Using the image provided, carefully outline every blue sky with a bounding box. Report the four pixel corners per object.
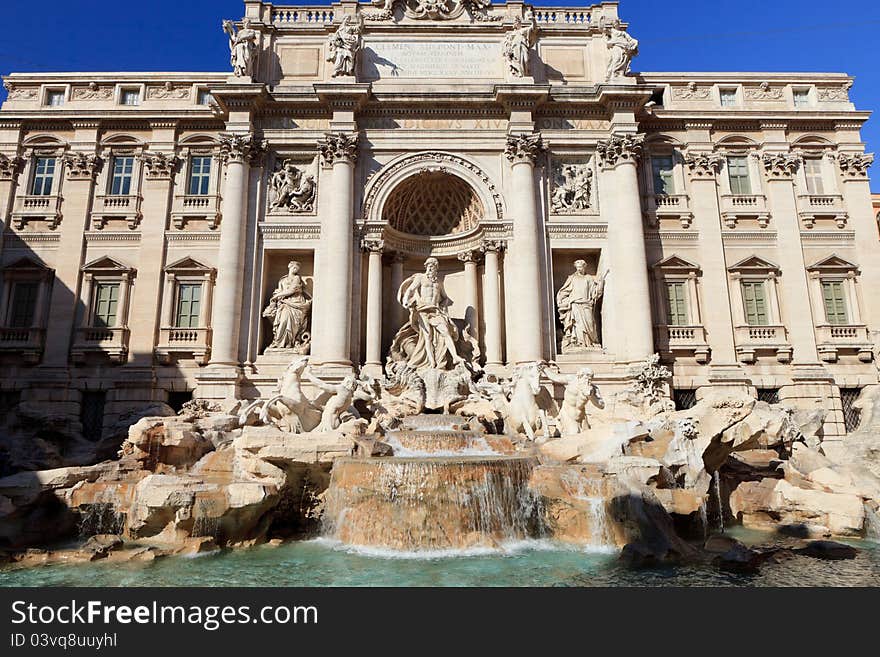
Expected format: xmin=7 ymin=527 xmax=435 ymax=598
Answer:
xmin=2 ymin=0 xmax=877 ymax=188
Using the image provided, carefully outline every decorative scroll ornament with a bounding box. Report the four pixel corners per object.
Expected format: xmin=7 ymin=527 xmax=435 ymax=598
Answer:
xmin=504 ymin=133 xmax=543 ymax=164
xmin=362 ymin=237 xmax=385 ymax=253
xmin=550 ymin=160 xmax=592 ymax=214
xmin=818 ymin=84 xmax=852 ymax=102
xmin=63 ymin=152 xmax=101 ymax=179
xmin=745 ymin=82 xmax=784 ymax=101
xmin=365 ymin=0 xmax=496 ymax=22
xmin=269 ymin=159 xmax=317 ymax=212
xmin=480 ymin=239 xmax=505 ymax=254
xmin=219 ymin=133 xmax=266 ymax=164
xmin=761 ymin=152 xmax=801 ymax=179
xmin=0 ymin=154 xmax=24 ymax=180
xmin=147 ymin=81 xmax=191 ymax=100
xmin=596 ymin=134 xmax=643 ymax=168
xmin=319 ymin=132 xmax=359 ymax=165
xmin=141 ymin=152 xmax=179 ymax=179
xmin=457 ymin=249 xmax=480 ymax=263
xmin=73 ymin=82 xmax=113 ymax=100
xmin=683 ymin=151 xmax=724 ymax=178
xmin=672 ymin=82 xmax=710 ymax=100
xmin=837 ymin=152 xmax=874 ymax=178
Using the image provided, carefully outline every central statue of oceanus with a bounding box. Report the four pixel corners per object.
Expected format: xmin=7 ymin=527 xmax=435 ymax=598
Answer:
xmin=386 ymin=257 xmax=480 ymax=410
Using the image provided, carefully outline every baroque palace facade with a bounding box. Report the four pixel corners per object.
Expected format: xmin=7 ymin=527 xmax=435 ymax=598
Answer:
xmin=0 ymin=1 xmax=876 ymax=445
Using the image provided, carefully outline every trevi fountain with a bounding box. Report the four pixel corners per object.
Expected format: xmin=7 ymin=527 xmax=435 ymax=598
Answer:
xmin=0 ymin=1 xmax=878 ymax=586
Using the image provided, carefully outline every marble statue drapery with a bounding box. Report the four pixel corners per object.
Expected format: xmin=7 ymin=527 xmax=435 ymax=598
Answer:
xmin=557 ymin=261 xmax=606 ymax=350
xmin=263 ymin=261 xmax=312 ymax=352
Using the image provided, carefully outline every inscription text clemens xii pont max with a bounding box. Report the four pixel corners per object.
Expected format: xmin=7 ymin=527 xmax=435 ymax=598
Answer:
xmin=362 ymin=41 xmax=501 ymax=79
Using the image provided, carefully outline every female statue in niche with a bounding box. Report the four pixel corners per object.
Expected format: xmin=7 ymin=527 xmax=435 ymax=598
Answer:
xmin=263 ymin=261 xmax=312 ymax=353
xmin=556 ymin=260 xmax=608 ymax=351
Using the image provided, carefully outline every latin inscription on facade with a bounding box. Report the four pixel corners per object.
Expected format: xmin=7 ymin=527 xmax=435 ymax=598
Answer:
xmin=361 ymin=41 xmax=501 ymax=79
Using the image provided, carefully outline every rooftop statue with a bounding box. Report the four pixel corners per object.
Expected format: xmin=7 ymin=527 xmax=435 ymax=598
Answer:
xmin=603 ymin=18 xmax=638 ymax=81
xmin=502 ymin=14 xmax=537 ymax=78
xmin=327 ymin=15 xmax=364 ymax=77
xmin=222 ymin=18 xmax=258 ymax=78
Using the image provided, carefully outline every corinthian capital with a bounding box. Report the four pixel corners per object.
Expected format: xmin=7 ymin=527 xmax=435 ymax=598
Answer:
xmin=361 ymin=237 xmax=384 ymax=253
xmin=683 ymin=151 xmax=724 ymax=179
xmin=837 ymin=152 xmax=874 ymax=179
xmin=596 ymin=134 xmax=643 ymax=168
xmin=219 ymin=133 xmax=266 ymax=165
xmin=140 ymin=152 xmax=180 ymax=179
xmin=63 ymin=152 xmax=101 ymax=180
xmin=761 ymin=152 xmax=801 ymax=179
xmin=504 ymin=133 xmax=544 ymax=165
xmin=0 ymin=154 xmax=24 ymax=180
xmin=319 ymin=132 xmax=358 ymax=166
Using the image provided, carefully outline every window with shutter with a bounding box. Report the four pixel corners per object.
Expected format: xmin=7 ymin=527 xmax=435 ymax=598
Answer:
xmin=741 ymin=281 xmax=769 ymax=326
xmin=727 ymin=156 xmax=752 ymax=195
xmin=93 ymin=283 xmax=119 ymax=328
xmin=9 ymin=281 xmax=39 ymax=327
xmin=665 ymin=282 xmax=688 ymax=326
xmin=175 ymin=283 xmax=202 ymax=328
xmin=651 ymin=156 xmax=675 ymax=195
xmin=803 ymin=159 xmax=825 ymax=195
xmin=821 ymin=281 xmax=848 ymax=325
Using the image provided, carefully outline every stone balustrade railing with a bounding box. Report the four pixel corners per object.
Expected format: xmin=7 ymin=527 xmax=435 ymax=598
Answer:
xmin=270 ymin=7 xmax=335 ymax=25
xmin=155 ymin=327 xmax=212 ymax=365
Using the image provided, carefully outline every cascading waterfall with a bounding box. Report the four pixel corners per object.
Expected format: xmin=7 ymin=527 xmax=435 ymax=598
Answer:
xmin=558 ymin=468 xmax=613 ymax=548
xmin=712 ymin=470 xmax=724 ymax=534
xmin=323 ymin=455 xmax=545 ymax=551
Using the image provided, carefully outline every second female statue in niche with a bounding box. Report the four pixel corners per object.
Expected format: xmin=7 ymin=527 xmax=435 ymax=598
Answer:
xmin=263 ymin=260 xmax=312 ymax=353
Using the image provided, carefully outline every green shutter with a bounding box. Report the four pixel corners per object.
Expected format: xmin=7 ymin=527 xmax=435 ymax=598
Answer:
xmin=175 ymin=284 xmax=202 ymax=328
xmin=727 ymin=156 xmax=752 ymax=195
xmin=665 ymin=282 xmax=688 ymax=326
xmin=822 ymin=281 xmax=848 ymax=325
xmin=9 ymin=282 xmax=39 ymax=328
xmin=742 ymin=281 xmax=768 ymax=326
xmin=93 ymin=283 xmax=119 ymax=327
xmin=652 ymin=157 xmax=675 ymax=195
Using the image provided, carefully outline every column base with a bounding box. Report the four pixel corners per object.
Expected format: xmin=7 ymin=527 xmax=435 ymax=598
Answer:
xmin=195 ymin=366 xmax=243 ymax=402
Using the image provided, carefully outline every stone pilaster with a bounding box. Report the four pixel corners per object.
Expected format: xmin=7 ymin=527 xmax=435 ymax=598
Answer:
xmin=208 ymin=132 xmax=264 ymax=368
xmin=836 ymin=151 xmax=880 ymax=351
xmin=42 ymin=123 xmax=100 ymax=368
xmin=683 ymin=148 xmax=739 ymax=367
xmin=598 ymin=133 xmax=654 ymax=362
xmin=127 ymin=134 xmax=179 ymax=369
xmin=760 ymin=150 xmax=821 ymax=365
xmin=311 ymin=132 xmax=358 ymax=367
xmin=504 ymin=132 xmax=545 ymax=364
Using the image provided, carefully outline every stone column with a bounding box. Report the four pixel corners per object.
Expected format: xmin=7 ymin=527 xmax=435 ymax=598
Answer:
xmin=389 ymin=251 xmax=406 ymax=331
xmin=504 ymin=133 xmax=545 ymax=364
xmin=42 ymin=138 xmax=100 ymax=367
xmin=458 ymin=250 xmax=480 ymax=342
xmin=0 ymin=154 xmax=23 ymax=254
xmin=684 ymin=150 xmax=739 ymax=366
xmin=362 ymin=238 xmax=384 ymax=372
xmin=761 ymin=152 xmax=820 ymax=365
xmin=311 ymin=132 xmax=358 ymax=367
xmin=598 ymin=134 xmax=654 ymax=361
xmin=481 ymin=240 xmax=504 ymax=368
xmin=127 ymin=146 xmax=177 ymax=368
xmin=208 ymin=133 xmax=262 ymax=367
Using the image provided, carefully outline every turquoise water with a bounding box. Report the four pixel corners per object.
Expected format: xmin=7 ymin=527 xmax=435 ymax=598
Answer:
xmin=2 ymin=534 xmax=879 ymax=587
